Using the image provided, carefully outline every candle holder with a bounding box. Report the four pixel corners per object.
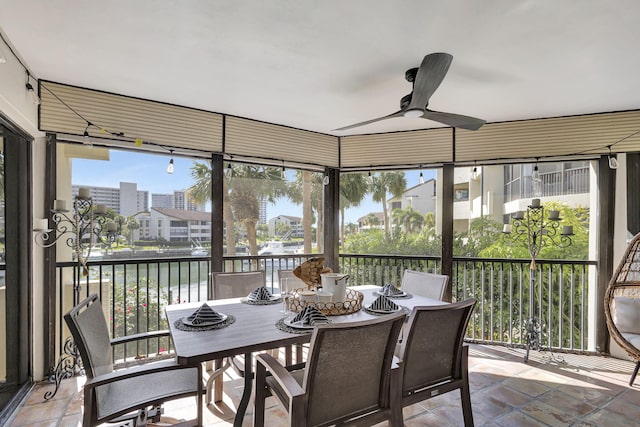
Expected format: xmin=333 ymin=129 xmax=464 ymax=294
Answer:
xmin=503 ymin=199 xmax=574 ymax=363
xmin=35 ymin=192 xmax=121 ymax=401
xmin=34 ymin=195 xmax=117 ymax=276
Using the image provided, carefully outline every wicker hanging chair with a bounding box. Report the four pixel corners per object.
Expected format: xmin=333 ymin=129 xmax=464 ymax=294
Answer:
xmin=604 ymin=232 xmax=640 ymax=386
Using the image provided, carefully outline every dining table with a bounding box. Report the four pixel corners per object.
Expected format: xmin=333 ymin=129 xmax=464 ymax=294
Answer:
xmin=165 ymin=284 xmax=447 ymax=427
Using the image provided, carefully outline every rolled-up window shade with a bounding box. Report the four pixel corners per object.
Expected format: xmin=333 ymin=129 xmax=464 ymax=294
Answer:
xmin=224 ymin=116 xmax=338 ymax=169
xmin=456 ymin=111 xmax=640 ymax=163
xmin=40 ymin=81 xmax=223 ymax=153
xmin=340 ymin=128 xmax=452 ymax=169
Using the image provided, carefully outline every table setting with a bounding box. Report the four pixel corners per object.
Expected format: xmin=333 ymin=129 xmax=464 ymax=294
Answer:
xmin=241 ymin=286 xmax=282 ymax=305
xmin=173 ymin=302 xmax=236 ymax=332
xmin=276 ymin=305 xmax=332 ymax=334
xmin=373 ymin=283 xmax=413 ymax=299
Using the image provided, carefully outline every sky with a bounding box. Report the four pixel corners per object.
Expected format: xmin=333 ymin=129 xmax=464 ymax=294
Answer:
xmin=72 ymin=149 xmax=436 ymax=224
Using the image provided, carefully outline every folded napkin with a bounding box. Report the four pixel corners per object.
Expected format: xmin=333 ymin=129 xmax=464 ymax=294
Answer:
xmin=291 ymin=306 xmax=330 ymax=326
xmin=380 ymin=283 xmax=404 ymax=296
xmin=368 ymin=295 xmax=399 ymax=312
xmin=186 ymin=303 xmax=225 ymax=325
xmin=248 ymin=286 xmax=274 ymax=301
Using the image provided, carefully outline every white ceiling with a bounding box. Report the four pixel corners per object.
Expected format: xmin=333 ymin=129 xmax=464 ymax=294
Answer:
xmin=1 ymin=0 xmax=639 ymax=136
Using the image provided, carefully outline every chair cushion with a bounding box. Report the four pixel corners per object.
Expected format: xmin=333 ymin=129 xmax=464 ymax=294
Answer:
xmin=95 ymin=365 xmax=199 ymax=421
xmin=621 ymin=332 xmax=640 ymax=349
xmin=614 ymin=297 xmax=640 ymax=334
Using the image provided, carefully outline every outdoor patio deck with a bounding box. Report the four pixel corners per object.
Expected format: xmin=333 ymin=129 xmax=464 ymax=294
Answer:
xmin=7 ymin=344 xmax=639 ymax=427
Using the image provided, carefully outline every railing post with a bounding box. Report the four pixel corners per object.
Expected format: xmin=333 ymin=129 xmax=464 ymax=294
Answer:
xmin=597 ymin=155 xmax=615 ymax=353
xmin=323 ymin=167 xmax=339 ymax=272
xmin=210 ymin=153 xmax=224 ymax=280
xmin=44 ymin=133 xmax=58 ymax=376
xmin=441 ymin=163 xmax=454 ymax=302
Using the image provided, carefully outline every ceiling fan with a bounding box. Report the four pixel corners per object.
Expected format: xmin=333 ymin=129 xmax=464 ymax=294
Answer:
xmin=333 ymin=52 xmax=486 ymax=132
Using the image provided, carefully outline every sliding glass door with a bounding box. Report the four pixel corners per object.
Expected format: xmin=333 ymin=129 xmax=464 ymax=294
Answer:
xmin=0 ymin=121 xmax=32 ymax=421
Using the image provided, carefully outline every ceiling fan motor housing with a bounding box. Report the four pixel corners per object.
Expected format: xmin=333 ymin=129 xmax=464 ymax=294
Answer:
xmin=405 ymin=67 xmax=418 ymax=83
xmin=400 ymin=93 xmax=413 ymax=110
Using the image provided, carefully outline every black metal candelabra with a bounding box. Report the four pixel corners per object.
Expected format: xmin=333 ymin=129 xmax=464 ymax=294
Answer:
xmin=503 ymin=199 xmax=574 ymax=363
xmin=36 ymin=196 xmax=107 ymax=274
xmin=34 ymin=192 xmax=121 ymax=399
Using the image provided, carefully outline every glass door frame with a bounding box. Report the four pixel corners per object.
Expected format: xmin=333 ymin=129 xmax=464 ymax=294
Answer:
xmin=0 ymin=115 xmax=33 ymax=423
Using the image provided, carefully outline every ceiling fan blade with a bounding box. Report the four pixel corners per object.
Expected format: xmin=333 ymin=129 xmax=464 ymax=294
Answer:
xmin=406 ymin=53 xmax=453 ymax=112
xmin=332 ymin=111 xmax=404 ymax=131
xmin=422 ymin=109 xmax=486 ymax=131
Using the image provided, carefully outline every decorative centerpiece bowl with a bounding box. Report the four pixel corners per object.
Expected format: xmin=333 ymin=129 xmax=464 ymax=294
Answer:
xmin=287 ymin=288 xmax=363 ymax=316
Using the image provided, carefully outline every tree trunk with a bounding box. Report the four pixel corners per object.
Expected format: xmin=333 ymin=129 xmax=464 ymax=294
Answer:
xmin=223 ymin=180 xmax=236 ymax=272
xmin=383 ymin=199 xmax=390 ymax=236
xmin=303 ymin=171 xmax=312 ymax=253
xmin=246 ymin=220 xmax=258 ymax=256
xmin=316 ymin=195 xmax=324 ymax=254
xmin=224 ymin=204 xmax=236 ymax=256
xmin=340 ymin=207 xmax=345 ymax=253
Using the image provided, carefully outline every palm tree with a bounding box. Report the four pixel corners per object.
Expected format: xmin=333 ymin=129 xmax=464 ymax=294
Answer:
xmin=187 ymin=161 xmax=238 ymax=256
xmin=302 ymin=171 xmax=313 ymax=253
xmin=275 ymin=221 xmax=291 ymax=237
xmin=289 ymin=171 xmax=323 ymax=253
xmin=392 ymin=207 xmax=424 ymax=234
xmin=256 ymin=223 xmax=269 ymax=239
xmin=126 ymin=215 xmax=140 ymax=245
xmin=345 ymin=222 xmax=358 ymax=235
xmin=420 ymin=211 xmax=437 ymax=241
xmin=226 ymin=164 xmax=288 ymax=255
xmin=188 ymin=162 xmax=287 ymax=256
xmin=370 ymin=171 xmax=407 ymax=236
xmin=363 ymin=213 xmax=380 ymax=228
xmin=339 ymin=172 xmax=369 ymax=252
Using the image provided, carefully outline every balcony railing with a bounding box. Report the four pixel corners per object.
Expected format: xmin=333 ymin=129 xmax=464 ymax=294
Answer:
xmin=504 ymin=165 xmax=590 ymax=202
xmin=53 ymin=253 xmax=596 ymax=366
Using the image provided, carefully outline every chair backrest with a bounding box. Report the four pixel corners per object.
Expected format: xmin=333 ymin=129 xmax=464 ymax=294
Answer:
xmin=398 ymin=299 xmax=476 ymax=394
xmin=210 ymin=270 xmax=266 ymax=299
xmin=302 ymin=311 xmax=405 ymax=426
xmin=64 ymin=294 xmax=113 ymax=379
xmin=277 ymin=269 xmax=307 ymax=291
xmin=401 ymin=269 xmax=449 ymax=301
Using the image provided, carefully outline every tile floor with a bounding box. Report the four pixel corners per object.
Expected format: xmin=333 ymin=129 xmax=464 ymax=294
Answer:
xmin=6 ymin=344 xmax=640 ymax=426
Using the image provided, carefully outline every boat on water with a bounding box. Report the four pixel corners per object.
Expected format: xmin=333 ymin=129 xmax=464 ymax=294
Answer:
xmin=258 ymin=241 xmax=285 ymax=255
xmin=258 ymin=241 xmax=303 ymax=255
xmin=190 ymin=239 xmax=209 ymax=256
xmin=191 ymin=248 xmax=209 ymax=256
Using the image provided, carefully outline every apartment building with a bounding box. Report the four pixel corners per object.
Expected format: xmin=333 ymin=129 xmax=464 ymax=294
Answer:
xmin=72 ymin=182 xmax=149 ymax=216
xmin=134 ymin=207 xmax=211 ymax=243
xmin=268 ymin=215 xmax=303 ymax=238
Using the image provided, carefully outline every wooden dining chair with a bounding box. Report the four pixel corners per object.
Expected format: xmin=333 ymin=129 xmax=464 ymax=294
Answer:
xmin=391 ymin=299 xmax=477 ymax=427
xmin=64 ymin=294 xmax=202 ymax=427
xmin=400 ymin=269 xmax=449 ymax=301
xmin=253 ymin=311 xmax=406 ymax=427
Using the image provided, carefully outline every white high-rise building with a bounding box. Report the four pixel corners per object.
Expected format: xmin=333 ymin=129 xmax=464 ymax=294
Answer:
xmin=152 ymin=193 xmax=174 ymax=209
xmin=175 ymin=189 xmax=205 ymax=211
xmin=258 ymin=196 xmax=267 ymax=224
xmin=72 ymin=182 xmax=148 ymax=216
